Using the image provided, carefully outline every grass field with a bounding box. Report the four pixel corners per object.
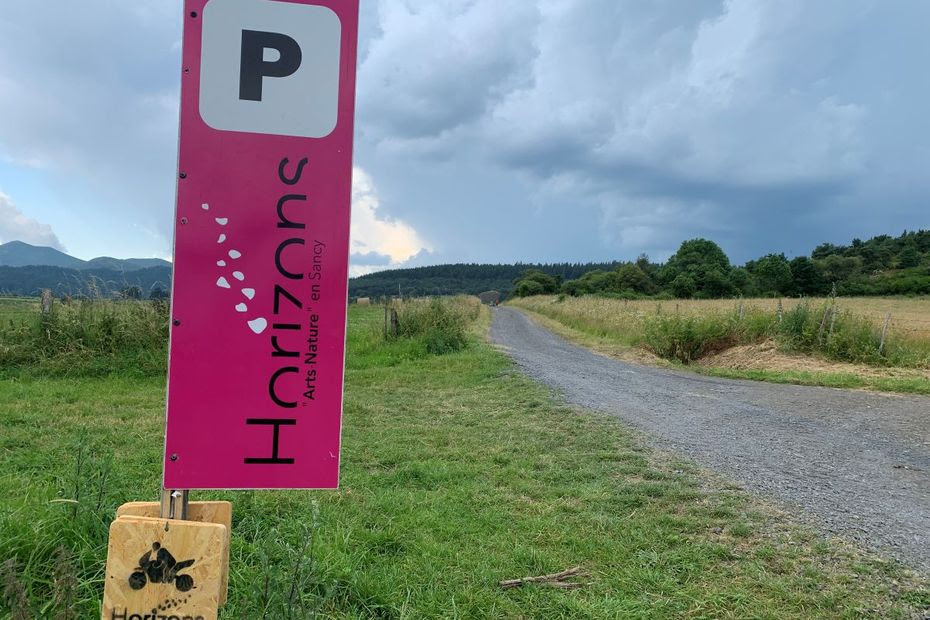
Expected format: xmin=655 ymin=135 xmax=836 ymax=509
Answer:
xmin=509 ymin=296 xmax=930 ymax=394
xmin=0 ymin=297 xmax=38 ymax=325
xmin=1 ymin=302 xmax=928 ymax=617
xmin=511 ymin=296 xmax=930 ymax=344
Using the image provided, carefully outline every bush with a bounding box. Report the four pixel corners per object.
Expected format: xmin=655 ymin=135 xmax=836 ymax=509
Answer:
xmin=641 ymin=313 xmax=737 ymax=363
xmin=389 ymin=297 xmax=479 ymax=355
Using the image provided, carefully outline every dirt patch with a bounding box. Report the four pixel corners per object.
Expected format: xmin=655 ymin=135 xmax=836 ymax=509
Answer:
xmin=697 ymin=340 xmax=930 ymax=381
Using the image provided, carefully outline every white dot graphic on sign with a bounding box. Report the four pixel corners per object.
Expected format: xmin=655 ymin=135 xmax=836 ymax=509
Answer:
xmin=199 ymin=0 xmax=343 ymax=138
xmin=236 ymin=303 xmax=248 ymax=313
xmin=229 ymin=250 xmax=242 ymax=259
xmin=233 ymin=271 xmax=245 ymax=281
xmin=215 ymin=218 xmax=228 ymax=226
xmin=242 ymin=288 xmax=256 ymax=300
xmin=217 ymin=260 xmax=226 ymax=267
xmin=216 ymin=277 xmax=231 ymax=289
xmin=217 ymin=234 xmax=227 ymax=243
xmin=248 ymin=318 xmax=268 ymax=334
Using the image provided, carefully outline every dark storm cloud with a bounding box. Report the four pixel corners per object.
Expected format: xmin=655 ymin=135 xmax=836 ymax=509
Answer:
xmin=358 ymin=0 xmax=930 ymax=264
xmin=1 ymin=0 xmax=927 ymax=266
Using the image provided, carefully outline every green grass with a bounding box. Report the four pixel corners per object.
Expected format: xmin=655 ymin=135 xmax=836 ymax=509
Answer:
xmin=0 ymin=297 xmax=38 ymax=326
xmin=0 ymin=306 xmax=927 ymax=617
xmin=691 ymin=366 xmax=930 ymax=395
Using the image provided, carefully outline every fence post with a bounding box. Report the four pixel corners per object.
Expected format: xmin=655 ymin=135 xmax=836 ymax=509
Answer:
xmin=879 ymin=312 xmax=891 ymax=355
xmin=777 ymin=299 xmax=783 ymax=323
xmin=41 ymin=289 xmax=53 ymax=315
xmin=817 ymin=306 xmax=831 ymax=344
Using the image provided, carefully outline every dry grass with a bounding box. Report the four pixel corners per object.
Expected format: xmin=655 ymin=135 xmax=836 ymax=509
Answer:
xmin=508 ymin=295 xmax=930 ymax=394
xmin=511 ymin=296 xmax=930 ymax=345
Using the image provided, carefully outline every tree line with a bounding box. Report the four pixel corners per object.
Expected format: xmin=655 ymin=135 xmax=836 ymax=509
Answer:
xmin=349 ymin=262 xmax=624 ymax=300
xmin=514 ymin=231 xmax=930 ymax=299
xmin=0 ymin=265 xmax=172 ymax=299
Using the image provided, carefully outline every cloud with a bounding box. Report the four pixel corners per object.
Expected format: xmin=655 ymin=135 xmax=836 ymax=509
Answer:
xmin=350 ymin=167 xmax=432 ymax=275
xmin=0 ymin=2 xmax=181 ymax=251
xmin=0 ymin=190 xmax=65 ymax=250
xmin=1 ymin=0 xmax=928 ymax=267
xmin=358 ymin=0 xmax=930 ymax=263
xmin=358 ymin=0 xmax=539 ymax=152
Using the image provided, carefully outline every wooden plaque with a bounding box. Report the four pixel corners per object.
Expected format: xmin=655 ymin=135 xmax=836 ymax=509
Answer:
xmin=116 ymin=502 xmax=232 ymax=605
xmin=102 ymin=516 xmax=226 ymax=620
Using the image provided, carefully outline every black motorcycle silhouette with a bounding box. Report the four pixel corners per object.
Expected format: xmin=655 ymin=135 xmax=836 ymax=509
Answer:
xmin=128 ymin=542 xmax=195 ymax=592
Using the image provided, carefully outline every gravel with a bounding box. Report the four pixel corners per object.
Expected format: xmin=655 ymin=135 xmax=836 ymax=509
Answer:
xmin=490 ymin=306 xmax=930 ymax=572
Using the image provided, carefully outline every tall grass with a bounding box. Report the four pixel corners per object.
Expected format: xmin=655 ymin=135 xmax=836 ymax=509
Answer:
xmin=642 ymin=301 xmax=929 ymax=366
xmin=388 ymin=296 xmax=481 ymax=355
xmin=511 ymin=296 xmax=930 ymax=368
xmin=0 ymin=299 xmax=169 ymax=378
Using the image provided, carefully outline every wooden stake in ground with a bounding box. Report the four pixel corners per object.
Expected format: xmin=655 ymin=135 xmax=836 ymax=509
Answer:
xmin=879 ymin=312 xmax=892 ymax=355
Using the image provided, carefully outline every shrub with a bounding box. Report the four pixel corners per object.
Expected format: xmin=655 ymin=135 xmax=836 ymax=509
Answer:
xmin=389 ymin=297 xmax=479 ymax=355
xmin=641 ymin=313 xmax=737 ymax=363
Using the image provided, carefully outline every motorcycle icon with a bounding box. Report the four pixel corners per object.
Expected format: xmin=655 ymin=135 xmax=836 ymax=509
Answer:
xmin=128 ymin=542 xmax=195 ymax=592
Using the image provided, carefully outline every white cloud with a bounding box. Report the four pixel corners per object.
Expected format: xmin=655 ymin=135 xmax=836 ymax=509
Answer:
xmin=0 ymin=190 xmax=65 ymax=250
xmin=350 ymin=167 xmax=431 ymax=276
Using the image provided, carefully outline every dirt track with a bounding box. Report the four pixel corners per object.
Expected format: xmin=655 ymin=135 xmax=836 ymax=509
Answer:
xmin=490 ymin=307 xmax=930 ymax=572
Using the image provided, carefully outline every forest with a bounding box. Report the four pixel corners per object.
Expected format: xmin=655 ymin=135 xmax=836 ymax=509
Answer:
xmin=0 ymin=265 xmax=172 ymax=299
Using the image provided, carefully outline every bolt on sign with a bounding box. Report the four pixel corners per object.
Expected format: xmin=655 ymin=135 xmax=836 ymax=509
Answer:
xmin=163 ymin=0 xmax=359 ymax=490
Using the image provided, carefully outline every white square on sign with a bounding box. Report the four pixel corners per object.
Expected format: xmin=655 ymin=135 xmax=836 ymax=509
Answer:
xmin=200 ymin=0 xmax=342 ymax=138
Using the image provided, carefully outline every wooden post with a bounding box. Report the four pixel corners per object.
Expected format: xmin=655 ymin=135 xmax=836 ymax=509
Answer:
xmin=817 ymin=306 xmax=831 ymax=344
xmin=40 ymin=289 xmax=53 ymax=315
xmin=777 ymin=299 xmax=784 ymax=323
xmin=879 ymin=312 xmax=891 ymax=355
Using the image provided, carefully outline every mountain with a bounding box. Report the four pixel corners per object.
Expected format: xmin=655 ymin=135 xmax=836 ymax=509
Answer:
xmin=0 ymin=241 xmax=171 ymax=272
xmin=0 ymin=240 xmax=86 ymax=269
xmin=0 ymin=241 xmax=173 ymax=298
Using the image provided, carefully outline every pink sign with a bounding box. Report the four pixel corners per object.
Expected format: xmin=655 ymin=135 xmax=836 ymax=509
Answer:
xmin=163 ymin=0 xmax=359 ymax=489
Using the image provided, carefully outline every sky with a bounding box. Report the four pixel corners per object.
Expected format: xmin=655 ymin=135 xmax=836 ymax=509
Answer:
xmin=1 ymin=0 xmax=928 ymax=275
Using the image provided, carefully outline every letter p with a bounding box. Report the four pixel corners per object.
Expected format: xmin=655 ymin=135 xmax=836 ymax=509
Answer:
xmin=239 ymin=30 xmax=302 ymax=102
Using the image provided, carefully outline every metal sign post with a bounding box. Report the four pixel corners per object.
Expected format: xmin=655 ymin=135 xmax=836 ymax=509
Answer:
xmin=102 ymin=1 xmax=359 ymax=617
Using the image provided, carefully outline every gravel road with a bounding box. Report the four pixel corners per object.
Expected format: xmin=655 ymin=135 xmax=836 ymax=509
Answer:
xmin=490 ymin=307 xmax=930 ymax=572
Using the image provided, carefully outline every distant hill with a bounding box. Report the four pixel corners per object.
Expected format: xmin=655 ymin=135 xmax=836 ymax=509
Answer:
xmin=0 ymin=240 xmax=86 ymax=269
xmin=0 ymin=241 xmax=171 ymax=272
xmin=348 ymin=262 xmax=624 ymax=300
xmin=0 ymin=241 xmax=172 ymax=298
